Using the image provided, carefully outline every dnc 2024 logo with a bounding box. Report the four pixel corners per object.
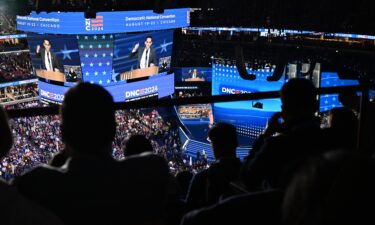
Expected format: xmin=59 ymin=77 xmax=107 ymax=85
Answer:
xmin=85 ymin=15 xmax=104 ymax=31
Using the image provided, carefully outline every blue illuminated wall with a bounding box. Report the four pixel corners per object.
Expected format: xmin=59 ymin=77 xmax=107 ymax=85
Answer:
xmin=319 ymin=72 xmax=359 ymax=112
xmin=77 ymin=34 xmax=114 ymax=85
xmin=212 ymin=63 xmax=285 ymax=146
xmin=113 ymin=30 xmax=174 ymax=76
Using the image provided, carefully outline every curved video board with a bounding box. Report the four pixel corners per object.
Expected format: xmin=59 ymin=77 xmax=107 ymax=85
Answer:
xmin=17 ymin=8 xmax=190 ymax=34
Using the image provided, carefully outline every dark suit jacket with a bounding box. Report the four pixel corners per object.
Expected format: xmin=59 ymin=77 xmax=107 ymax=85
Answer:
xmin=182 ymin=190 xmax=282 ymax=225
xmin=36 ymin=48 xmax=60 ymax=72
xmin=242 ymin=118 xmax=336 ymax=191
xmin=186 ymin=157 xmax=242 ymax=209
xmin=129 ymin=46 xmax=157 ymax=69
xmin=14 ymin=156 xmax=124 ymax=225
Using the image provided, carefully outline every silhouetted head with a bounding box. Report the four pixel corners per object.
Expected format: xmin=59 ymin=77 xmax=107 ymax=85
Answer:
xmin=0 ymin=106 xmax=12 ymax=159
xmin=283 ymin=150 xmax=374 ymax=225
xmin=328 ymin=107 xmax=358 ymax=130
xmin=208 ymin=123 xmax=238 ymax=159
xmin=281 ymin=78 xmax=317 ymax=122
xmin=123 ymin=134 xmax=153 ymax=157
xmin=338 ymin=89 xmax=360 ymax=112
xmin=61 ymin=82 xmax=116 ymax=157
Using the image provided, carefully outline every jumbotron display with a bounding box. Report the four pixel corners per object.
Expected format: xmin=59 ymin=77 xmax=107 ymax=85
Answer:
xmin=17 ymin=8 xmax=190 ymax=103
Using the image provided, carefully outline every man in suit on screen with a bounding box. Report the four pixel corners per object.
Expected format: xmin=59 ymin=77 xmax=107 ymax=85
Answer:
xmin=130 ymin=36 xmax=157 ymax=69
xmin=36 ymin=39 xmax=60 ymax=72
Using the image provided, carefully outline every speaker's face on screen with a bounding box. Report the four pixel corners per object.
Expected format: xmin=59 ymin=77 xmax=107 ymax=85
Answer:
xmin=145 ymin=37 xmax=152 ymax=49
xmin=43 ymin=40 xmax=51 ymax=52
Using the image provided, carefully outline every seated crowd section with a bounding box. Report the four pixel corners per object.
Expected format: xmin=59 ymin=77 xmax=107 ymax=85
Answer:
xmin=0 ymin=79 xmax=375 ymax=225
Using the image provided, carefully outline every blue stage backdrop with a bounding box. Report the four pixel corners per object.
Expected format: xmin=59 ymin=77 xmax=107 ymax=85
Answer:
xmin=112 ymin=30 xmax=174 ymax=78
xmin=212 ymin=62 xmax=285 ymax=146
xmin=319 ymin=72 xmax=359 ymax=112
xmin=17 ymin=9 xmax=190 ymax=34
xmin=77 ymin=34 xmax=114 ymax=85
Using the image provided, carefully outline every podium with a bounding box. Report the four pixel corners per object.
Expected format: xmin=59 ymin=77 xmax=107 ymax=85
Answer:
xmin=36 ymin=69 xmax=65 ymax=82
xmin=120 ymin=66 xmax=159 ymax=81
xmin=185 ymin=77 xmax=205 ymax=82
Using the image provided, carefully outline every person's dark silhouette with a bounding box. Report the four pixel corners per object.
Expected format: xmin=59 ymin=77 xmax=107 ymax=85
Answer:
xmin=338 ymin=89 xmax=375 ymax=155
xmin=326 ymin=107 xmax=358 ymax=150
xmin=176 ymin=170 xmax=193 ymax=200
xmin=123 ymin=134 xmax=153 ymax=157
xmin=283 ymin=150 xmax=375 ymax=225
xmin=242 ymin=78 xmax=335 ymax=192
xmin=186 ymin=123 xmax=242 ymax=209
xmin=14 ymin=82 xmax=122 ymax=225
xmin=0 ymin=106 xmax=64 ymax=225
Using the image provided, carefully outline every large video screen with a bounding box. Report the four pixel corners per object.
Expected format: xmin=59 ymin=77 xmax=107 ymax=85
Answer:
xmin=112 ymin=30 xmax=174 ymax=82
xmin=27 ymin=34 xmax=83 ymax=85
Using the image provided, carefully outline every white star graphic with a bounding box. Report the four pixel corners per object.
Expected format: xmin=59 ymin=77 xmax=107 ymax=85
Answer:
xmin=94 ymin=53 xmax=98 ymax=58
xmin=80 ymin=45 xmax=84 ymax=48
xmin=95 ymin=72 xmax=98 ymax=76
xmin=98 ymin=44 xmax=102 ymax=48
xmin=106 ymin=62 xmax=110 ymax=66
xmin=102 ymin=53 xmax=106 ymax=57
xmin=111 ymin=69 xmax=119 ymax=81
xmin=102 ymin=71 xmax=107 ymax=75
xmin=86 ymin=72 xmax=89 ymax=76
xmin=85 ymin=36 xmax=88 ymax=40
xmin=99 ymin=80 xmax=103 ymax=84
xmin=99 ymin=62 xmax=102 ymax=66
xmin=106 ymin=44 xmax=110 ymax=48
xmin=85 ymin=54 xmax=89 ymax=58
xmin=90 ymin=63 xmax=94 ymax=67
xmin=94 ymin=35 xmax=98 ymax=40
xmin=89 ymin=45 xmax=93 ymax=49
xmin=81 ymin=63 xmax=85 ymax=67
xmin=60 ymin=45 xmax=78 ymax=60
xmin=102 ymin=35 xmax=106 ymax=39
xmin=159 ymin=40 xmax=171 ymax=53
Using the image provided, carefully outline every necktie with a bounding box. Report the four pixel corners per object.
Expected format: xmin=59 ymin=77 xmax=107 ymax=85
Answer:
xmin=47 ymin=52 xmax=52 ymax=71
xmin=145 ymin=49 xmax=149 ymax=68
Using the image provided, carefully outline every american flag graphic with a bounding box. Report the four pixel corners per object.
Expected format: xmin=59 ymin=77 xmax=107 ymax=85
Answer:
xmin=90 ymin=16 xmax=104 ymax=28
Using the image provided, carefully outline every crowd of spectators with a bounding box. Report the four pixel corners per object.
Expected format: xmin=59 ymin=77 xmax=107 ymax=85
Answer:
xmin=0 ymin=39 xmax=29 ymax=52
xmin=0 ymin=83 xmax=38 ymax=103
xmin=0 ymin=12 xmax=17 ymax=35
xmin=176 ymin=91 xmax=205 ymax=99
xmin=178 ymin=104 xmax=212 ymax=119
xmin=0 ymin=104 xmax=208 ymax=180
xmin=0 ymin=51 xmax=34 ymax=83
